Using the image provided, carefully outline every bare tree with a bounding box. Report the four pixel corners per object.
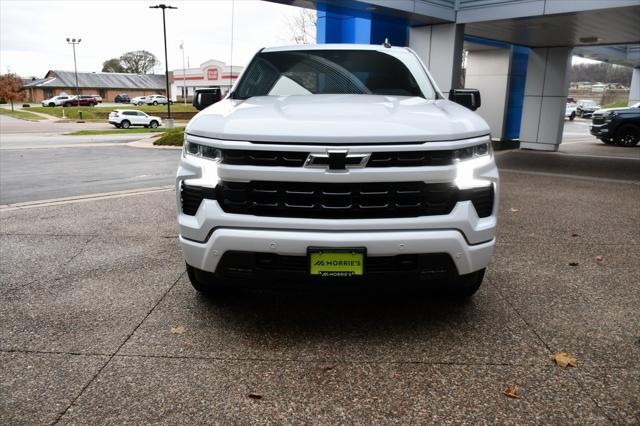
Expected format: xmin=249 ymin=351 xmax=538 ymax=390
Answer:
xmin=118 ymin=50 xmax=159 ymax=74
xmin=0 ymin=73 xmax=24 ymax=111
xmin=286 ymin=8 xmax=317 ymax=45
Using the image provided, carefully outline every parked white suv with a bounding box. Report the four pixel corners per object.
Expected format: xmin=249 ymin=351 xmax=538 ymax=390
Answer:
xmin=108 ymin=109 xmax=162 ymax=128
xmin=177 ymin=44 xmax=499 ymax=298
xmin=145 ymin=95 xmax=169 ymax=105
xmin=42 ymin=95 xmax=72 ymax=107
xmin=130 ymin=96 xmax=147 ymax=106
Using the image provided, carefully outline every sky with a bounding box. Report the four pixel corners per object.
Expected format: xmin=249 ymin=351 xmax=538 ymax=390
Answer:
xmin=0 ymin=0 xmax=600 ymax=78
xmin=0 ymin=0 xmax=305 ymax=77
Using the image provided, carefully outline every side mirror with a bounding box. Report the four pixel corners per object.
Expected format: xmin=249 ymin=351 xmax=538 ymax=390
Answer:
xmin=449 ymin=89 xmax=481 ymax=111
xmin=192 ymin=88 xmax=222 ymax=111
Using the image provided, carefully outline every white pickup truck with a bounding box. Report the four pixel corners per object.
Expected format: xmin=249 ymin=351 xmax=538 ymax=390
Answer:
xmin=176 ymin=44 xmax=499 ymax=298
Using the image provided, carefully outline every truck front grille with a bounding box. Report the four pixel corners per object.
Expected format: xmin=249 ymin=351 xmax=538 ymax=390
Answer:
xmin=217 ymin=181 xmax=459 ymax=219
xmin=591 ymin=115 xmax=606 ymax=125
xmin=181 ymin=181 xmax=494 ymax=219
xmin=219 ymin=149 xmax=458 ymax=167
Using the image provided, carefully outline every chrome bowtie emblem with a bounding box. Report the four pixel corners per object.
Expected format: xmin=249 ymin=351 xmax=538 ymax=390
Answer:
xmin=305 ymin=150 xmax=370 ymax=171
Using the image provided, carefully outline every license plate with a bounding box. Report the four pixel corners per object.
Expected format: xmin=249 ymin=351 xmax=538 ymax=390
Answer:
xmin=309 ymin=248 xmax=365 ymax=277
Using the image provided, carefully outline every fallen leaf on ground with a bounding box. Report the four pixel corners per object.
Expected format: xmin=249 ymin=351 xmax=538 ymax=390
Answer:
xmin=552 ymin=352 xmax=577 ymax=368
xmin=509 ymin=208 xmax=520 ymax=214
xmin=571 ymin=233 xmax=580 ymax=237
xmin=322 ymin=364 xmax=336 ymax=372
xmin=568 ymin=262 xmax=579 ymax=267
xmin=595 ymin=255 xmax=604 ymax=263
xmin=247 ymin=393 xmax=263 ymax=400
xmin=503 ymin=384 xmax=521 ymax=399
xmin=170 ymin=325 xmax=186 ymax=335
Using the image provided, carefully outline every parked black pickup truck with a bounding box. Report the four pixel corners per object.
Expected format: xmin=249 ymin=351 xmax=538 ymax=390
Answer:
xmin=590 ymin=102 xmax=640 ymax=146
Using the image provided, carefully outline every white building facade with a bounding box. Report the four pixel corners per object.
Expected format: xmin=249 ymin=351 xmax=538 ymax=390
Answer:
xmin=170 ymin=59 xmax=244 ymax=102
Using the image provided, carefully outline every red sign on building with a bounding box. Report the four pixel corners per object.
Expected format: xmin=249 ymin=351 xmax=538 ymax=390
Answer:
xmin=206 ymin=67 xmax=219 ymax=80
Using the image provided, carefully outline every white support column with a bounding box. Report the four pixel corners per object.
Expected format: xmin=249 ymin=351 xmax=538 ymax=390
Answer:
xmin=465 ymin=49 xmax=512 ymax=140
xmin=409 ymin=23 xmax=464 ymax=95
xmin=629 ymin=67 xmax=640 ymax=106
xmin=519 ymin=47 xmax=572 ymax=151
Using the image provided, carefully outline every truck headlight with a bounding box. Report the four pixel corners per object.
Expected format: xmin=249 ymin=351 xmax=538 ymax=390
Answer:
xmin=183 ymin=140 xmax=221 ymax=160
xmin=453 ymin=140 xmax=493 ymax=190
xmin=451 ymin=141 xmax=491 ymax=162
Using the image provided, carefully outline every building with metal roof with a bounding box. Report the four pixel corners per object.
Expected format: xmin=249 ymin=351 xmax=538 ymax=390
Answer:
xmin=22 ymin=70 xmax=166 ymax=103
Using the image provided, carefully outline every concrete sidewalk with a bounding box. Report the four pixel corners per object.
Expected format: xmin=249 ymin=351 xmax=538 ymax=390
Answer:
xmin=1 ymin=150 xmax=639 ymax=424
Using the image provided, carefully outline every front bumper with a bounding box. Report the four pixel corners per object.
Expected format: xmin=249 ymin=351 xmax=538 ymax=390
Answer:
xmin=181 ymin=229 xmax=495 ymax=277
xmin=590 ymin=123 xmax=610 ymax=138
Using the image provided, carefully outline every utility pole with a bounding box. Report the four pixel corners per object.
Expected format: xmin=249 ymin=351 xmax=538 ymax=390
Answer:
xmin=66 ymin=38 xmax=82 ymax=122
xmin=150 ymin=4 xmax=177 ymax=128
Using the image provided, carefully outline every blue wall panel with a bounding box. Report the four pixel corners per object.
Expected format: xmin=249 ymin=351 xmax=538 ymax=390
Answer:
xmin=316 ymin=1 xmax=408 ymax=46
xmin=505 ymin=45 xmax=529 ymax=140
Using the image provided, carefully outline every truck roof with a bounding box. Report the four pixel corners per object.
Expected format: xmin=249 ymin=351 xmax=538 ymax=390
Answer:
xmin=261 ymin=44 xmax=410 ymax=54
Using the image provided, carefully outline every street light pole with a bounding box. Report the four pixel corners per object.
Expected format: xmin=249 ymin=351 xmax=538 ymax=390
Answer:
xmin=66 ymin=37 xmax=82 ymax=122
xmin=150 ymin=4 xmax=177 ymax=128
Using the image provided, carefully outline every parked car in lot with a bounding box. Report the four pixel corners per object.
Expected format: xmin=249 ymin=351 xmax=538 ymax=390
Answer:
xmin=41 ymin=95 xmax=72 ymax=107
xmin=115 ymin=93 xmax=130 ymax=103
xmin=565 ymin=102 xmax=576 ymax=120
xmin=108 ymin=109 xmax=162 ymax=129
xmin=590 ymin=102 xmax=640 ymax=146
xmin=62 ymin=95 xmax=98 ymax=107
xmin=576 ymin=99 xmax=600 ymax=118
xmin=178 ymin=44 xmax=498 ymax=299
xmin=145 ymin=95 xmax=169 ymax=105
xmin=89 ymin=94 xmax=103 ymax=103
xmin=130 ymin=96 xmax=147 ymax=106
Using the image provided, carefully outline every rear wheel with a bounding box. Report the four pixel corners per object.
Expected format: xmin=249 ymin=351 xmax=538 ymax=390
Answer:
xmin=615 ymin=124 xmax=640 ymax=146
xmin=121 ymin=120 xmax=131 ymax=129
xmin=186 ymin=264 xmax=231 ymax=296
xmin=153 ymin=101 xmax=158 ymax=105
xmin=149 ymin=120 xmax=159 ymax=128
xmin=439 ymin=269 xmax=485 ymax=299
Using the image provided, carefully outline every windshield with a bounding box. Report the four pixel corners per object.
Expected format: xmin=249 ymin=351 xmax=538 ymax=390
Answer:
xmin=232 ymin=49 xmax=437 ymax=100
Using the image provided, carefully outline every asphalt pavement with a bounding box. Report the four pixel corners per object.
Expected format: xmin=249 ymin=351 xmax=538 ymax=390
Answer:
xmin=1 ymin=115 xmax=639 ymax=423
xmin=0 ymin=115 xmax=180 ymax=204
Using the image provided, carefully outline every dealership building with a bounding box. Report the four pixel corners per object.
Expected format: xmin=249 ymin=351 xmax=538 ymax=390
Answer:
xmin=269 ymin=0 xmax=640 ymax=151
xmin=170 ymin=59 xmax=243 ymax=102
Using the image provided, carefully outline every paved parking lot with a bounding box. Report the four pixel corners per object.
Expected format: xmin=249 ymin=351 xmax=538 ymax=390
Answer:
xmin=1 ymin=117 xmax=639 ymax=424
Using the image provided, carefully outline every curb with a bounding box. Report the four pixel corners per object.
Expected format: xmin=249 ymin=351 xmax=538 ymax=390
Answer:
xmin=127 ymin=135 xmax=182 ymax=150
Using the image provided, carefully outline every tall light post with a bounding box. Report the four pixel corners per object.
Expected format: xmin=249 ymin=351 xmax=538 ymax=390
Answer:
xmin=66 ymin=37 xmax=82 ymax=121
xmin=150 ymin=4 xmax=177 ymax=128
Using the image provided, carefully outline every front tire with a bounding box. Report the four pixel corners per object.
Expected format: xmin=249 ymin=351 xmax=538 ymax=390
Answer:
xmin=615 ymin=124 xmax=640 ymax=146
xmin=48 ymin=102 xmax=55 ymax=107
xmin=153 ymin=101 xmax=158 ymax=105
xmin=569 ymin=112 xmax=575 ymax=121
xmin=186 ymin=264 xmax=231 ymax=296
xmin=440 ymin=269 xmax=485 ymax=299
xmin=149 ymin=120 xmax=159 ymax=128
xmin=121 ymin=120 xmax=131 ymax=129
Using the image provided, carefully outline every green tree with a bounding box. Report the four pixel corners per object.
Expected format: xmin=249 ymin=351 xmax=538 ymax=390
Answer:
xmin=102 ymin=58 xmax=126 ymax=73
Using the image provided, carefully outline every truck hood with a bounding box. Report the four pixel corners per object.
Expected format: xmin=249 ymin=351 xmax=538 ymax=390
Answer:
xmin=186 ymin=94 xmax=490 ymax=143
